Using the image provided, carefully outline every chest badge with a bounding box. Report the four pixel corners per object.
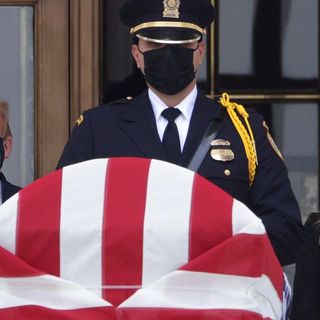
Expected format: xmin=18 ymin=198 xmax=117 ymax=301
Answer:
xmin=210 ymin=139 xmax=235 ymax=162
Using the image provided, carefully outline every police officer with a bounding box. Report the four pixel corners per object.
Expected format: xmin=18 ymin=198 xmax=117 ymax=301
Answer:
xmin=57 ymin=0 xmax=305 ymax=266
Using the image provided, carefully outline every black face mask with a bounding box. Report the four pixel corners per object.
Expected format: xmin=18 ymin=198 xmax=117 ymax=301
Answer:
xmin=140 ymin=45 xmax=197 ymax=95
xmin=0 ymin=138 xmax=4 ymax=170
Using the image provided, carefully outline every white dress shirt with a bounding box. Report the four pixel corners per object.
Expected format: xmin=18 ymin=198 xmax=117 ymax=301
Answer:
xmin=148 ymin=86 xmax=197 ymax=152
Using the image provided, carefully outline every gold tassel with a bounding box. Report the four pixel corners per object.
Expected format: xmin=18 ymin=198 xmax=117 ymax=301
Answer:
xmin=219 ymin=93 xmax=258 ymax=186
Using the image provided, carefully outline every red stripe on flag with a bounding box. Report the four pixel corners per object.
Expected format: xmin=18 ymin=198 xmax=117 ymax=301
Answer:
xmin=0 ymin=306 xmax=116 ymax=320
xmin=189 ymin=175 xmax=233 ymax=260
xmin=119 ymin=308 xmax=268 ymax=320
xmin=16 ymin=170 xmax=62 ymax=276
xmin=0 ymin=246 xmax=44 ymax=277
xmin=102 ymin=158 xmax=150 ymax=306
xmin=182 ymin=233 xmax=284 ymax=298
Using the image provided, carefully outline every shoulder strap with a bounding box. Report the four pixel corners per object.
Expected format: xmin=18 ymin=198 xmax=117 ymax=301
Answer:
xmin=187 ymin=111 xmax=227 ymax=172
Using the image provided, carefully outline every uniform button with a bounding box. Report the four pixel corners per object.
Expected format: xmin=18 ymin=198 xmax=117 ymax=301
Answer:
xmin=224 ymin=169 xmax=231 ymax=176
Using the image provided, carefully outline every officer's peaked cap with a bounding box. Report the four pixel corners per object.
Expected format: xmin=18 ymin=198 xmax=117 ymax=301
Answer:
xmin=120 ymin=0 xmax=215 ymax=44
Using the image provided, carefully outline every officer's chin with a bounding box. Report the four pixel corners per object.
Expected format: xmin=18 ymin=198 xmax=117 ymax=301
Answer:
xmin=147 ymin=80 xmax=196 ymax=98
xmin=147 ymin=83 xmax=173 ymax=97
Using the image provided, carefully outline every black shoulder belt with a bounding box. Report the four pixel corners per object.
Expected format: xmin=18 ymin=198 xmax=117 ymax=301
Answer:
xmin=187 ymin=111 xmax=227 ymax=172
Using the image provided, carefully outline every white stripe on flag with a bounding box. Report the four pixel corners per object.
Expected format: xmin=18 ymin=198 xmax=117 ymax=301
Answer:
xmin=120 ymin=270 xmax=282 ymax=320
xmin=0 ymin=193 xmax=19 ymax=253
xmin=142 ymin=161 xmax=194 ymax=286
xmin=60 ymin=159 xmax=108 ymax=297
xmin=232 ymin=199 xmax=265 ymax=235
xmin=0 ymin=274 xmax=111 ymax=309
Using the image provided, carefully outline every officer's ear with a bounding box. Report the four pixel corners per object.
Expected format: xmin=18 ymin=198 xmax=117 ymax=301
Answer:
xmin=196 ymin=41 xmax=206 ymax=65
xmin=131 ymin=44 xmax=142 ymax=69
xmin=3 ymin=135 xmax=12 ymax=159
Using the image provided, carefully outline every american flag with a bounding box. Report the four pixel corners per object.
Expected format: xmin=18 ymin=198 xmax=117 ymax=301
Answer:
xmin=0 ymin=157 xmax=284 ymax=319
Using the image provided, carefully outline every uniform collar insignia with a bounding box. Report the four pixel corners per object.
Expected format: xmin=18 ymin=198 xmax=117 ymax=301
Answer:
xmin=76 ymin=114 xmax=84 ymax=126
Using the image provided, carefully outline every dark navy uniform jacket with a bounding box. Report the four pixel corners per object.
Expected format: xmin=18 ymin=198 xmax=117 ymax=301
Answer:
xmin=0 ymin=172 xmax=21 ymax=203
xmin=291 ymin=212 xmax=320 ymax=319
xmin=57 ymin=90 xmax=305 ymax=266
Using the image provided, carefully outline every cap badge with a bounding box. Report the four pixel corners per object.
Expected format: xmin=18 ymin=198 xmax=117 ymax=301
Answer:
xmin=163 ymin=0 xmax=180 ymax=19
xmin=210 ymin=139 xmax=235 ymax=162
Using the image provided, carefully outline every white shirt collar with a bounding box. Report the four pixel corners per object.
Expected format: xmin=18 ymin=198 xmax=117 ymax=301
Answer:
xmin=148 ymin=86 xmax=198 ymax=121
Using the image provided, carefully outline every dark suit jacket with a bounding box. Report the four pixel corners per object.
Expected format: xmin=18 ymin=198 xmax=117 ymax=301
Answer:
xmin=57 ymin=90 xmax=305 ymax=266
xmin=1 ymin=172 xmax=21 ymax=203
xmin=291 ymin=213 xmax=320 ymax=320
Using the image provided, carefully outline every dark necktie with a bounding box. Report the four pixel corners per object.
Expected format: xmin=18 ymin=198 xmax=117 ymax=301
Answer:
xmin=161 ymin=108 xmax=182 ymax=164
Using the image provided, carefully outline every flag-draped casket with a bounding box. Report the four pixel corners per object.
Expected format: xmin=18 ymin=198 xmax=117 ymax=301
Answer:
xmin=0 ymin=157 xmax=284 ymax=319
